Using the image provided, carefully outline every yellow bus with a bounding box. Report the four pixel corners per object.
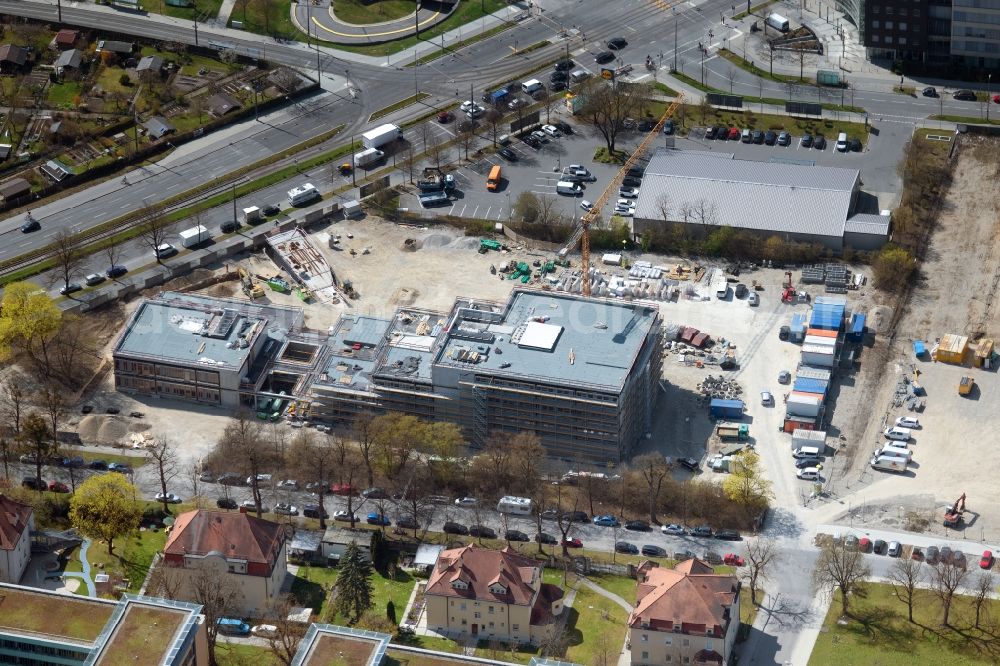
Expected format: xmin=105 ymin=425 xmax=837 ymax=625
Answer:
xmin=487 ymin=165 xmax=501 ymax=191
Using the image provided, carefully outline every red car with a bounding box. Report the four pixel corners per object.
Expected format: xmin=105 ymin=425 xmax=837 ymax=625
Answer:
xmin=48 ymin=481 xmax=69 ymax=493
xmin=980 ymin=550 xmax=994 ymax=569
xmin=330 ymin=483 xmax=356 ymax=496
xmin=993 ymin=94 xmax=1000 ymax=104
xmin=727 ymin=127 xmax=740 ymax=140
xmin=564 ymin=537 xmax=583 ymax=548
xmin=723 ymin=553 xmax=745 ymax=566
xmin=858 ymin=537 xmax=871 ymax=552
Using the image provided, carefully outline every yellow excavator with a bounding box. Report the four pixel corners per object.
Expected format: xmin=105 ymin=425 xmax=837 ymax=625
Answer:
xmin=239 ymin=267 xmax=265 ymax=299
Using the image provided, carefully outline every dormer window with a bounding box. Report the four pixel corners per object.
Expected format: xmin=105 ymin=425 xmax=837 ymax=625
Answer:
xmin=452 ymin=580 xmax=468 ymax=590
xmin=489 ymin=584 xmax=507 ymax=595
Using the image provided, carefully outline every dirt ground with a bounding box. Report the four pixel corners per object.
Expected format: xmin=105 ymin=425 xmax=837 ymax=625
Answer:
xmin=815 ymin=136 xmax=1000 ymax=542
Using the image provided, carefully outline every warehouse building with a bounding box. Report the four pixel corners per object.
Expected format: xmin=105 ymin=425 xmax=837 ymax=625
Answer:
xmin=115 ymin=290 xmax=662 ymax=464
xmin=631 ymin=149 xmax=890 ymax=253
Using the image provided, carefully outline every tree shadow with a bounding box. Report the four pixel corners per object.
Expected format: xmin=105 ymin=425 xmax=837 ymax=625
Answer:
xmin=561 ymin=607 xmax=583 ymax=647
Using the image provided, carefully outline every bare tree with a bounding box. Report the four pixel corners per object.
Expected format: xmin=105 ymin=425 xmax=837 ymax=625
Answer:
xmin=2 ymin=375 xmax=26 ymax=437
xmin=742 ymin=538 xmax=780 ymax=606
xmin=539 ymin=90 xmax=558 ymax=124
xmin=402 ymin=143 xmax=417 ymax=184
xmin=147 ymin=436 xmax=179 ymax=512
xmin=51 ymin=229 xmax=84 ymax=293
xmin=262 ymin=595 xmax=308 ymax=665
xmin=484 ymin=109 xmax=504 ymax=147
xmin=215 ymin=410 xmax=272 ymax=517
xmin=973 ymin=571 xmax=994 ymax=629
xmin=458 ymin=124 xmax=476 ymax=161
xmin=933 ymin=561 xmax=968 ymax=627
xmin=137 ymin=203 xmax=171 ymax=262
xmin=188 ymin=461 xmax=204 ymax=509
xmin=726 ymin=66 xmax=738 ymax=93
xmin=812 ymin=541 xmax=871 ymax=617
xmin=633 ymin=453 xmax=669 ymax=524
xmin=38 ymin=384 xmax=65 ymax=452
xmin=103 ymin=234 xmax=124 ymax=276
xmin=182 ymin=561 xmax=244 ymax=666
xmin=887 ymin=556 xmax=923 ymax=623
xmin=579 ymin=79 xmax=651 ymax=154
xmin=288 ymin=430 xmax=334 ymax=529
xmin=428 ymin=134 xmax=450 ymax=170
xmin=353 ymin=412 xmax=378 ymax=488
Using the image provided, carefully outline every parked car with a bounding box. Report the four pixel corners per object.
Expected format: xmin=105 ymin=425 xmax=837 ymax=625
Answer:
xmin=692 ymin=525 xmax=713 ymax=538
xmin=220 ymin=220 xmax=240 ymax=234
xmin=849 ymin=138 xmax=862 ymax=152
xmin=741 ymin=128 xmax=752 ymax=143
xmin=727 ymin=127 xmax=740 ymax=140
xmin=677 ymin=457 xmax=700 ymax=472
xmin=953 ymin=550 xmax=967 ymax=568
xmin=535 ymin=532 xmax=558 ymax=545
xmin=155 ymin=492 xmax=183 ymax=504
xmin=443 ymin=521 xmax=469 ymax=535
xmin=89 ymin=460 xmax=109 ymax=470
xmin=953 ymin=89 xmax=977 ymax=101
xmin=564 ymin=537 xmax=583 ymax=548
xmin=303 ymin=504 xmax=329 ymax=519
xmin=331 ymin=483 xmax=356 ymax=496
xmin=813 ymin=134 xmax=827 ymax=150
xmin=760 ymin=390 xmax=774 ymax=406
xmin=921 ymin=86 xmax=938 ymax=97
xmin=724 ymin=553 xmax=745 ymax=566
xmin=778 ymin=370 xmax=791 ymax=383
xmin=940 ymin=546 xmax=953 ymax=563
xmin=566 ymin=511 xmax=590 ymax=523
xmin=108 ymin=463 xmax=132 ymax=474
xmin=625 ymin=520 xmax=650 ymax=532
xmin=607 ymin=36 xmax=628 ymax=50
xmin=85 ymin=273 xmax=106 ymax=287
xmin=661 ymin=523 xmax=685 ymax=535
xmin=274 ymin=503 xmax=298 ymax=516
xmin=251 ymin=624 xmax=278 ymax=638
xmin=800 ymin=133 xmax=813 ymax=147
xmin=873 ymin=539 xmax=888 ymax=555
xmin=619 ymin=187 xmax=639 ymax=198
xmin=396 ymin=516 xmax=420 ymax=530
xmin=60 ymin=283 xmax=82 ymax=295
xmin=498 ymin=147 xmax=518 ymax=162
xmin=240 ymin=500 xmax=261 ymax=511
xmin=217 ymin=473 xmax=243 ymax=486
xmin=437 ymin=111 xmax=454 ymax=123
xmin=777 ymin=131 xmax=791 ymax=146
xmin=554 ymin=59 xmax=574 ymax=71
xmin=333 ymin=510 xmax=356 ymax=522
xmin=19 ymin=454 xmax=37 ymax=464
xmin=505 ymin=530 xmax=530 ymax=542
xmin=361 ymin=487 xmax=388 ymax=499
xmin=366 ymin=512 xmax=391 ymax=526
xmin=662 ymin=120 xmax=675 ymax=135
xmin=622 ymin=176 xmax=642 ymax=188
xmin=980 ymin=550 xmax=994 ymax=569
xmin=48 ymin=481 xmax=69 ymax=493
xmin=764 ymin=130 xmax=777 ymax=145
xmin=106 ymin=265 xmax=128 ymax=279
xmin=895 ymin=416 xmax=920 ymax=428
xmin=62 ymin=456 xmax=85 ymax=468
xmin=593 ymin=515 xmax=620 ymax=527
xmin=705 ymin=126 xmax=718 ymax=139
xmin=752 ymin=130 xmax=764 ymax=144
xmin=21 ymin=476 xmax=49 ymax=490
xmin=615 ymin=541 xmax=639 ymax=554
xmin=554 ymin=121 xmax=573 ymax=134
xmin=262 ymin=204 xmax=280 ymax=216
xmin=216 ymin=497 xmax=238 ymax=510
xmin=277 ymin=479 xmax=299 ymax=490
xmin=794 ymin=457 xmax=823 ymax=469
xmin=455 ymin=496 xmax=479 ymax=507
xmin=542 ymin=124 xmax=562 ymax=137
xmin=641 ymin=544 xmax=666 ymax=557
xmin=247 ymin=474 xmax=272 ymax=486
xmin=887 ymin=541 xmax=902 ymax=557
xmin=580 ymin=200 xmax=594 ymax=212
xmin=716 ymin=530 xmax=741 ymax=541
xmin=469 ymin=525 xmax=497 ymax=539
xmin=428 ymin=495 xmax=451 ymax=505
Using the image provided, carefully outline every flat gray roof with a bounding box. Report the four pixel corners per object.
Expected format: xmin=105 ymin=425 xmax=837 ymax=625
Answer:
xmin=844 ymin=213 xmax=891 ymax=236
xmin=634 ymin=149 xmax=861 ymax=239
xmin=116 ymin=293 xmax=300 ymax=369
xmin=437 ymin=290 xmax=658 ymax=392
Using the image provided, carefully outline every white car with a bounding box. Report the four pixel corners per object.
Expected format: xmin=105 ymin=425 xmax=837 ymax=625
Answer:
xmin=333 ymin=510 xmax=356 ymax=522
xmin=155 ymin=492 xmax=182 ymax=504
xmin=661 ymin=523 xmax=685 ymax=535
xmin=542 ymin=124 xmax=561 ymax=137
xmin=466 ymin=105 xmax=485 ymax=118
xmin=895 ymin=416 xmax=920 ymax=429
xmin=508 ymin=98 xmax=527 ymax=110
xmin=154 ymin=243 xmax=177 ymax=259
xmin=580 ymin=200 xmax=594 ymax=212
xmin=247 ymin=473 xmax=272 ymax=485
xmin=240 ymin=499 xmax=259 ymax=510
xmin=614 ymin=207 xmax=635 ymax=217
xmin=251 ymin=624 xmax=278 ymax=638
xmin=797 ymin=467 xmax=821 ymax=481
xmin=459 ymin=100 xmax=477 ymax=112
xmin=616 ymin=198 xmax=632 ymax=207
xmin=278 ymin=479 xmax=299 ymax=490
xmin=619 ymin=187 xmax=639 ymax=198
xmin=455 ymin=497 xmax=479 ymax=507
xmin=531 ymin=130 xmax=548 ymax=142
xmin=760 ymin=390 xmax=774 ymax=406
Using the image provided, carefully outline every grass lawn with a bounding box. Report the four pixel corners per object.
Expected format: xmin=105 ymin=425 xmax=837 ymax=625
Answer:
xmin=333 ymin=0 xmax=415 ymax=24
xmin=63 ymin=525 xmax=168 ymax=595
xmin=143 ymin=0 xmax=224 ymax=21
xmin=231 ymin=0 xmax=299 ymax=41
xmin=290 ymin=564 xmax=340 ymax=618
xmin=370 ymin=92 xmax=430 ymax=122
xmin=665 ymin=102 xmax=868 ymax=145
xmin=717 ymin=48 xmax=803 ymax=84
xmin=654 ymin=81 xmax=680 ymax=98
xmin=930 ymin=114 xmax=1000 ymax=126
xmin=391 ymin=635 xmax=466 ymax=654
xmin=47 ymin=82 xmax=84 ymax=109
xmin=588 ymin=573 xmax=637 ymax=603
xmin=809 ymin=583 xmax=1000 ymax=665
xmin=333 ymin=0 xmax=507 ymax=57
xmin=564 ymin=583 xmax=629 ymax=665
xmin=291 ymin=562 xmax=415 ymax=624
xmin=94 ymin=66 xmax=135 ymax=96
xmin=216 ymin=642 xmax=280 ymax=666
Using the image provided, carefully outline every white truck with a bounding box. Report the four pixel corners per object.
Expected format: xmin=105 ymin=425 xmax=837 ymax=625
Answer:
xmin=361 ymin=123 xmax=401 ymax=150
xmin=712 ymin=271 xmax=729 ymax=299
xmin=354 ymin=148 xmax=384 ymax=169
xmin=870 ymin=454 xmax=908 ymax=473
xmin=179 ymin=225 xmax=211 ymax=248
xmin=287 ymin=183 xmax=320 ymax=206
xmin=766 ymin=13 xmax=790 ymax=32
xmin=874 ymin=444 xmax=912 ymax=461
xmin=242 ymin=206 xmax=262 ymax=225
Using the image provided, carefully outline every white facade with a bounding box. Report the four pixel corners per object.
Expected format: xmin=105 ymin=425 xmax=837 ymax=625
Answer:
xmin=0 ymin=510 xmax=33 ymax=584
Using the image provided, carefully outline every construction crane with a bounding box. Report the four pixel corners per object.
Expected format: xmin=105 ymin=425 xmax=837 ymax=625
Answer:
xmin=563 ymin=93 xmax=684 ymax=297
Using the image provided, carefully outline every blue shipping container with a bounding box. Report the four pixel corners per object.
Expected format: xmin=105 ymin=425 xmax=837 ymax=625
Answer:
xmin=848 ymin=313 xmax=866 ymax=342
xmin=710 ymin=399 xmax=744 ymax=419
xmin=793 ymin=377 xmax=829 ymax=395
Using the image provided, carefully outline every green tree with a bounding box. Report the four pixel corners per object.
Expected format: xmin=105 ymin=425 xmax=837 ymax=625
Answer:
xmin=69 ymin=473 xmax=142 ymax=555
xmin=872 ymin=245 xmax=916 ymax=293
xmin=20 ymin=412 xmax=52 ymax=489
xmin=513 ymin=191 xmax=540 ymax=224
xmin=722 ymin=451 xmax=774 ymax=509
xmin=0 ymin=282 xmax=62 ymax=375
xmin=333 ymin=542 xmax=374 ymax=623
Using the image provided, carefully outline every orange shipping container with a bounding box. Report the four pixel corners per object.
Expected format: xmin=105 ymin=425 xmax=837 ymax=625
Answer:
xmin=806 ymin=328 xmax=838 ymax=338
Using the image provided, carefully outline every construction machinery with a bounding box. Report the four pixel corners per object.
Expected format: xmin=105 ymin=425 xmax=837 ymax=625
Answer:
xmin=239 ymin=267 xmax=265 ymax=299
xmin=959 ymin=375 xmax=975 ymax=396
xmin=781 ymin=271 xmax=796 ymax=303
xmin=561 ymin=93 xmax=684 ymax=295
xmin=943 ymin=493 xmax=966 ymax=527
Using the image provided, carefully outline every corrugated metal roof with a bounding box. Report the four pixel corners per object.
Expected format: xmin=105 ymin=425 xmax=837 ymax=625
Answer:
xmin=797 ymin=365 xmax=832 ymax=381
xmin=845 ymin=213 xmax=891 ymax=236
xmin=633 ymin=149 xmax=860 ymax=238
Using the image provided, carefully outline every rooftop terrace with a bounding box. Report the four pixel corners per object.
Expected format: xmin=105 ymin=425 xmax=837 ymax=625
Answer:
xmin=437 ymin=290 xmax=659 ymax=391
xmin=0 ymin=585 xmax=115 ymax=643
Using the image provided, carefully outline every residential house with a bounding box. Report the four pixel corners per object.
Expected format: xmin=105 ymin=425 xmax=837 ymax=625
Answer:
xmin=424 ymin=544 xmax=564 ymax=645
xmin=205 ymin=92 xmax=241 ymax=117
xmin=136 ymin=54 xmax=163 ymax=75
xmin=54 ymin=48 xmax=82 ymax=75
xmin=0 ymin=44 xmax=28 ymax=73
xmin=321 ymin=526 xmax=372 ymax=564
xmin=162 ymin=509 xmax=287 ymax=616
xmin=628 ymin=559 xmax=741 ymax=666
xmin=0 ymin=177 xmax=31 ymax=204
xmin=0 ymin=495 xmax=33 ymax=584
xmin=144 ymin=115 xmax=175 ymax=139
xmin=53 ymin=29 xmax=79 ymax=50
xmin=96 ymin=40 xmax=134 ymax=56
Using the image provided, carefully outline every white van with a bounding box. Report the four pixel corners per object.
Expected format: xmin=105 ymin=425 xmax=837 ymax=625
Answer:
xmin=287 ymin=183 xmax=320 ymax=206
xmin=556 ymin=180 xmax=582 ymax=196
xmin=836 ymin=132 xmax=849 ymax=152
xmin=883 ymin=426 xmax=912 ymax=441
xmin=793 ymin=445 xmax=822 ymax=459
xmin=875 ymin=443 xmax=912 ymax=460
xmin=521 ymin=79 xmax=544 ymax=95
xmin=797 ymin=467 xmax=821 ymax=480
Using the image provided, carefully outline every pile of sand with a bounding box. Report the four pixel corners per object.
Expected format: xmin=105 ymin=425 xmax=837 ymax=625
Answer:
xmin=77 ymin=415 xmax=129 ymax=445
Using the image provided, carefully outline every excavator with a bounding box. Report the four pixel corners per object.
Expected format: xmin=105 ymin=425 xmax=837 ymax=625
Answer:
xmin=239 ymin=267 xmax=265 ymax=300
xmin=943 ymin=493 xmax=966 ymax=528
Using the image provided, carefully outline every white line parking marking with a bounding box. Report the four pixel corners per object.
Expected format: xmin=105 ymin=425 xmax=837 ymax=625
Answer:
xmin=472 ymin=205 xmax=480 ymax=218
xmin=484 ymin=206 xmax=492 ymax=218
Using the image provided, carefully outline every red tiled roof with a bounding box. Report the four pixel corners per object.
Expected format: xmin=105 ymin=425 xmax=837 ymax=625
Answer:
xmin=55 ymin=29 xmax=78 ymax=46
xmin=426 ymin=545 xmax=540 ymax=606
xmin=0 ymin=495 xmax=32 ymax=550
xmin=164 ymin=510 xmax=285 ymax=566
xmin=630 ymin=558 xmax=738 ymax=635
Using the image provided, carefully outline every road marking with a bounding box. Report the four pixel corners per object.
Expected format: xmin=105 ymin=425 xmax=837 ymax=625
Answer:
xmin=471 ymin=205 xmax=480 ymax=218
xmin=497 ymin=208 xmax=506 ymax=221
xmin=456 ymin=204 xmax=467 ymax=216
xmin=484 ymin=206 xmax=492 ymax=218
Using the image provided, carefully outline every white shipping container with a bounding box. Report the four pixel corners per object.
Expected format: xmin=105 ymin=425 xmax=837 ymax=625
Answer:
xmin=801 ymin=345 xmax=835 ymax=367
xmin=791 ymin=429 xmax=827 ymax=449
xmin=803 ymin=335 xmax=837 ymax=348
xmin=787 ymin=394 xmax=822 ymax=418
xmin=796 ymin=365 xmax=832 ymax=381
xmin=602 ymin=253 xmax=622 ymax=266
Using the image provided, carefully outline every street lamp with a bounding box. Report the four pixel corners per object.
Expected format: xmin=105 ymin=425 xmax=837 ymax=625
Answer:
xmin=988 ymin=73 xmax=993 ymax=121
xmin=673 ymin=7 xmax=678 ymax=71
